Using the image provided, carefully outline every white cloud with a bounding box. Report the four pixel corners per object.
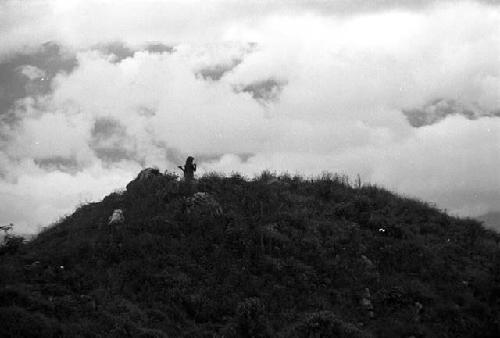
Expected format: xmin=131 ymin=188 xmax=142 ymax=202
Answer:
xmin=7 ymin=112 xmax=93 ymax=163
xmin=19 ymin=65 xmax=46 ymax=80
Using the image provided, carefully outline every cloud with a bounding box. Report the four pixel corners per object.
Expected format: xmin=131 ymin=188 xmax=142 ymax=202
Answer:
xmin=292 ymin=0 xmax=500 ymax=15
xmin=234 ymin=78 xmax=287 ymax=104
xmin=2 ymin=1 xmax=496 ymax=58
xmin=0 ymin=0 xmax=499 ymax=233
xmin=0 ymin=42 xmax=77 ymax=125
xmin=93 ymin=42 xmax=136 ymax=63
xmin=19 ymin=65 xmax=46 ymax=80
xmin=402 ymin=99 xmax=500 ymax=127
xmin=197 ymin=60 xmax=243 ymax=81
xmin=90 ymin=117 xmax=137 ymax=163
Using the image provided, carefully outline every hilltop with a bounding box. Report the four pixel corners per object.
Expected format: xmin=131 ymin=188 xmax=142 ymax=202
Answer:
xmin=1 ymin=170 xmax=499 ymax=337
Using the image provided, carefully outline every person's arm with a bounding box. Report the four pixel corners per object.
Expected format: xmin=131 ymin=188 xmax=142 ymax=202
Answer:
xmin=178 ymin=166 xmax=185 ymax=172
xmin=193 ymin=164 xmax=197 ymax=171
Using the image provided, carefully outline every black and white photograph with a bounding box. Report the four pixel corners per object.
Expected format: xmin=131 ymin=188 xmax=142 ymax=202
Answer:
xmin=0 ymin=0 xmax=499 ymax=336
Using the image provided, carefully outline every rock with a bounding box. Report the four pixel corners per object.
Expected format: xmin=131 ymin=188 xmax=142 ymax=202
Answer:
xmin=126 ymin=168 xmax=162 ymax=192
xmin=108 ymin=209 xmax=124 ymax=225
xmin=184 ymin=192 xmax=223 ymax=217
xmin=137 ymin=167 xmax=161 ymax=180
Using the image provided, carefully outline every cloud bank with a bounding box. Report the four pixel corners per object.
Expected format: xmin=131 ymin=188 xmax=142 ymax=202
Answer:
xmin=0 ymin=0 xmax=499 ymax=233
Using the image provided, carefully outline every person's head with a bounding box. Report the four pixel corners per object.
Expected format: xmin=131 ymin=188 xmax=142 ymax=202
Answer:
xmin=186 ymin=156 xmax=194 ymax=164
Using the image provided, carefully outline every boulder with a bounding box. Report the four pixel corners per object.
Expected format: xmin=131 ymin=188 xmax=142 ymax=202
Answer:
xmin=137 ymin=168 xmax=161 ymax=180
xmin=126 ymin=168 xmax=163 ymax=193
xmin=108 ymin=209 xmax=124 ymax=225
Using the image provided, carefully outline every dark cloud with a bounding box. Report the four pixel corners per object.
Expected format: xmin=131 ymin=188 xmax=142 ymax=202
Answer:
xmin=402 ymin=99 xmax=500 ymax=127
xmin=90 ymin=118 xmax=136 ymax=163
xmin=18 ymin=42 xmax=76 ymax=76
xmin=195 ymin=42 xmax=256 ymax=81
xmin=0 ymin=64 xmax=25 ymax=116
xmin=234 ymin=79 xmax=287 ymax=103
xmin=196 ymin=59 xmax=243 ymax=81
xmin=94 ymin=42 xmax=174 ymax=63
xmin=144 ymin=43 xmax=174 ymax=54
xmin=34 ymin=156 xmax=80 ymax=173
xmin=0 ymin=42 xmax=77 ymax=125
xmin=94 ymin=41 xmax=135 ymax=63
xmin=92 ymin=117 xmax=125 ymax=138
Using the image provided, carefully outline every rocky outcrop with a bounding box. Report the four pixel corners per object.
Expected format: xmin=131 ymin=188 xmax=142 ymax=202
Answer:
xmin=108 ymin=209 xmax=124 ymax=225
xmin=137 ymin=168 xmax=161 ymax=181
xmin=126 ymin=168 xmax=163 ymax=193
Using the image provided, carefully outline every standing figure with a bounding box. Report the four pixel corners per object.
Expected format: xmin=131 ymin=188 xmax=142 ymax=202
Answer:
xmin=178 ymin=156 xmax=197 ymax=181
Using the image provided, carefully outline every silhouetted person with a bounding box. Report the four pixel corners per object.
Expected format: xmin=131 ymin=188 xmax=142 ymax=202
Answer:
xmin=178 ymin=156 xmax=197 ymax=181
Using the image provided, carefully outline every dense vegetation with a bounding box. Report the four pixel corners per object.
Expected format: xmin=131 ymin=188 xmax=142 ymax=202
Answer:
xmin=1 ymin=171 xmax=499 ymax=337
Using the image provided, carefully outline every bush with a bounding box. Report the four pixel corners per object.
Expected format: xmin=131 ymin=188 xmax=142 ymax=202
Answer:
xmin=234 ymin=298 xmax=271 ymax=337
xmin=289 ymin=311 xmax=370 ymax=337
xmin=0 ymin=235 xmax=24 ymax=255
xmin=0 ymin=306 xmax=60 ymax=337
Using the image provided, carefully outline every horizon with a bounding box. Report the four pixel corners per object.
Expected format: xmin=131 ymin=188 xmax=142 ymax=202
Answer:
xmin=1 ymin=0 xmax=499 ymax=233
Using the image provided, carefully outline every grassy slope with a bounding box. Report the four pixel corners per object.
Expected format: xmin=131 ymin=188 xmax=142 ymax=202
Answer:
xmin=1 ymin=171 xmax=499 ymax=337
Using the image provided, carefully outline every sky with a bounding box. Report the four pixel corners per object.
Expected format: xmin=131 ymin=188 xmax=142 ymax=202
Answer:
xmin=0 ymin=0 xmax=499 ymax=233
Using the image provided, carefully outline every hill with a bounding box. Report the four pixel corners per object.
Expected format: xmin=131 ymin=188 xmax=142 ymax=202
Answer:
xmin=1 ymin=170 xmax=500 ymax=337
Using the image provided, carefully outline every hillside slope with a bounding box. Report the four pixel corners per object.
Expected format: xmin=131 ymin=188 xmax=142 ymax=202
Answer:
xmin=1 ymin=171 xmax=499 ymax=337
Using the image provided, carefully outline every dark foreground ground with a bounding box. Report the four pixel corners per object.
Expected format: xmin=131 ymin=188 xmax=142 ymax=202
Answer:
xmin=1 ymin=171 xmax=499 ymax=337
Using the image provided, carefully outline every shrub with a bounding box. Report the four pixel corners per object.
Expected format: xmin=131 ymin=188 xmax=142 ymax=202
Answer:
xmin=289 ymin=311 xmax=370 ymax=338
xmin=234 ymin=298 xmax=271 ymax=337
xmin=0 ymin=306 xmax=60 ymax=337
xmin=0 ymin=235 xmax=24 ymax=255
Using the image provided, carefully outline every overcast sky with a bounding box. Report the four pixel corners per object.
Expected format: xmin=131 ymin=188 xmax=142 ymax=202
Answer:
xmin=1 ymin=0 xmax=499 ymax=233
